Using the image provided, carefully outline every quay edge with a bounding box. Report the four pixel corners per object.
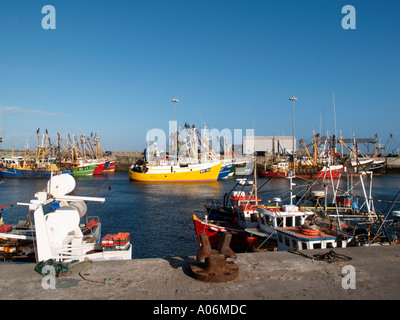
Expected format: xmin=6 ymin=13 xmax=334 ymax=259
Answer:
xmin=0 ymin=245 xmax=400 ymax=300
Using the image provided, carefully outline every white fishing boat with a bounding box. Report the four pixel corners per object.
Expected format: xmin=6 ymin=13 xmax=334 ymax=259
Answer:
xmin=245 ymin=173 xmax=354 ymax=251
xmin=0 ymin=174 xmax=132 ymax=262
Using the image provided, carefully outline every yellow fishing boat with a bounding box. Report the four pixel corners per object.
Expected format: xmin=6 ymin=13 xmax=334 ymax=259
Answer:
xmin=129 ymin=161 xmax=222 ymax=182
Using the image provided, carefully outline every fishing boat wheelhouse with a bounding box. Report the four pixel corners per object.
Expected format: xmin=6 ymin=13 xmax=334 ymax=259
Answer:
xmin=275 ymin=220 xmax=354 ymax=251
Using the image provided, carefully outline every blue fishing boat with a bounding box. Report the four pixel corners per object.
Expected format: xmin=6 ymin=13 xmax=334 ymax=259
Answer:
xmin=218 ymin=162 xmax=234 ymax=179
xmin=0 ymin=157 xmax=72 ymax=178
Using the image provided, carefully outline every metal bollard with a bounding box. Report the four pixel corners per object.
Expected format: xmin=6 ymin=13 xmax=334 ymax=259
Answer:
xmin=190 ymin=232 xmax=239 ymax=283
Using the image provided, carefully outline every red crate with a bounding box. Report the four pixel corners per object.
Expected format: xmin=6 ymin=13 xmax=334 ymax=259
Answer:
xmin=102 ymin=234 xmax=116 ymax=247
xmin=113 ymin=232 xmax=130 ymax=246
xmin=0 ymin=224 xmax=12 ymax=233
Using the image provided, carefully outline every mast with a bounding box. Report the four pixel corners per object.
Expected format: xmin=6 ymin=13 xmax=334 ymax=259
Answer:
xmin=254 ymin=154 xmax=258 ymax=207
xmin=35 ymin=128 xmax=40 ymax=161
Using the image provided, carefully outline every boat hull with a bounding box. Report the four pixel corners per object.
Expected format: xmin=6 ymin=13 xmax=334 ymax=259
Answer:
xmin=218 ymin=163 xmax=233 ymax=179
xmin=129 ymin=162 xmax=222 ymax=182
xmin=0 ymin=167 xmax=72 ymax=178
xmin=103 ymin=160 xmax=118 ymax=173
xmin=234 ymin=161 xmax=254 ymax=176
xmin=192 ymin=214 xmax=249 ymax=251
xmin=72 ymin=164 xmax=97 ymax=176
xmin=258 ymin=167 xmax=342 ymax=179
xmin=93 ymin=162 xmax=106 ymax=175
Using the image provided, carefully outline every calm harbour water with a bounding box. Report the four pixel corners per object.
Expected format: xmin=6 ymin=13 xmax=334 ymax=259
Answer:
xmin=1 ymin=172 xmax=400 ymax=259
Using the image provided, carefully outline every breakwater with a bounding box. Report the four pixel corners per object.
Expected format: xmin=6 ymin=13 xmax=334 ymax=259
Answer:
xmin=2 ymin=150 xmax=400 ymax=172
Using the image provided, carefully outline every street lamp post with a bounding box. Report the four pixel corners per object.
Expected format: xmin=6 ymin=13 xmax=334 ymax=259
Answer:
xmin=171 ymin=98 xmax=179 ymax=160
xmin=171 ymin=98 xmax=179 ymax=122
xmin=289 ymin=96 xmax=298 ymax=176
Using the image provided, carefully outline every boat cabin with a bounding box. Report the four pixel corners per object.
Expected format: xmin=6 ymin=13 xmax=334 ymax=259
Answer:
xmin=229 ymin=191 xmax=261 ymax=207
xmin=230 ymin=192 xmax=260 ymax=229
xmin=0 ymin=157 xmax=21 ymax=166
xmin=257 ymin=205 xmax=314 ymax=240
xmin=276 ymin=226 xmax=354 ymax=251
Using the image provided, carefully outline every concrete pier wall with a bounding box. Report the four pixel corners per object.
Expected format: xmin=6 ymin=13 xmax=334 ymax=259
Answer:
xmin=0 ymin=245 xmax=399 ymax=300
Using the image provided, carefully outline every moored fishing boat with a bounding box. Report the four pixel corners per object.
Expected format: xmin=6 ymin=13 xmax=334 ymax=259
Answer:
xmin=258 ymin=160 xmax=343 ymax=179
xmin=234 ymin=160 xmax=254 ymax=176
xmin=0 ymin=157 xmax=71 ymax=178
xmin=192 ymin=178 xmax=263 ymax=251
xmin=129 ymin=160 xmax=222 ymax=182
xmin=218 ymin=162 xmax=234 ymax=179
xmin=0 ymin=174 xmax=132 ymax=262
xmin=71 ymin=161 xmax=97 ymax=176
xmin=103 ymin=160 xmax=118 ymax=173
xmin=192 ymin=214 xmax=250 ymax=251
xmin=92 ymin=161 xmax=106 ymax=175
xmin=130 ymin=122 xmax=224 ymax=182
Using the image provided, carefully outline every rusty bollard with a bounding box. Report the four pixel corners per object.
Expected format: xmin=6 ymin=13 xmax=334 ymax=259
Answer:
xmin=190 ymin=232 xmax=239 ymax=283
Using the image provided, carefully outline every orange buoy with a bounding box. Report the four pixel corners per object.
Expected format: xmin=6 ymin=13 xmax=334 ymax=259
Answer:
xmin=247 ymin=236 xmax=256 ymax=244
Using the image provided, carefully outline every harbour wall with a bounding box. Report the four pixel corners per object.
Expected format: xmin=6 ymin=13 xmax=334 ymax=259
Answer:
xmin=2 ymin=150 xmax=400 ymax=172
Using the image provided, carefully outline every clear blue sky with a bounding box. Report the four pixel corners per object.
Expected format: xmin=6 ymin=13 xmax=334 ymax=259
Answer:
xmin=0 ymin=0 xmax=399 ymax=152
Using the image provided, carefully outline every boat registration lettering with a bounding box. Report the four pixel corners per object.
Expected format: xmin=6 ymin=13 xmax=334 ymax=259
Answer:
xmin=200 ymin=168 xmax=211 ymax=174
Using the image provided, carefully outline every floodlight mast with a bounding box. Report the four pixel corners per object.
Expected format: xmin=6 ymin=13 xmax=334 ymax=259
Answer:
xmin=289 ymin=96 xmax=298 ymax=176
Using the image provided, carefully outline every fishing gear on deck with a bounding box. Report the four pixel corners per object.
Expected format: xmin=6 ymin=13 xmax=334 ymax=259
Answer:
xmin=289 ymin=248 xmax=352 ymax=263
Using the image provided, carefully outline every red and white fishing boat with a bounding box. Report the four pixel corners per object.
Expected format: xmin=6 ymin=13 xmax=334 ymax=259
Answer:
xmin=258 ymin=162 xmax=343 ymax=179
xmin=192 ymin=180 xmax=263 ymax=251
xmin=103 ymin=160 xmax=118 ymax=173
xmin=93 ymin=161 xmax=106 ymax=175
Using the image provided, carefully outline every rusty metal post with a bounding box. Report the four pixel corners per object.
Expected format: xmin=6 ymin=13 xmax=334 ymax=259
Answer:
xmin=190 ymin=232 xmax=239 ymax=283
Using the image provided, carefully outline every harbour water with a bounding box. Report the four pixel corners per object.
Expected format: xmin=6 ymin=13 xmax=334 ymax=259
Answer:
xmin=1 ymin=172 xmax=399 ymax=259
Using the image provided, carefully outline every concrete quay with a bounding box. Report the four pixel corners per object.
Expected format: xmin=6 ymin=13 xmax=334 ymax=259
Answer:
xmin=0 ymin=245 xmax=399 ymax=300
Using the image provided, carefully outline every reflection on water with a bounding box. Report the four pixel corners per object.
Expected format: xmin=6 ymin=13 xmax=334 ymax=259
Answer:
xmin=1 ymin=172 xmax=400 ymax=259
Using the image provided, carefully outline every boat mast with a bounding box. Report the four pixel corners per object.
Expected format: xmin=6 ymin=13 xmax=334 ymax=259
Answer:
xmin=254 ymin=154 xmax=258 ymax=207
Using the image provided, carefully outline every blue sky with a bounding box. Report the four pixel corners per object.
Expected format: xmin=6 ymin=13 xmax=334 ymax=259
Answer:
xmin=0 ymin=0 xmax=399 ymax=152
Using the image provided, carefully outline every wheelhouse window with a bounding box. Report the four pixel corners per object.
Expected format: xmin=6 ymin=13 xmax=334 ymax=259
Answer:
xmin=313 ymin=243 xmax=321 ymax=249
xmin=267 ymin=216 xmax=273 ymax=227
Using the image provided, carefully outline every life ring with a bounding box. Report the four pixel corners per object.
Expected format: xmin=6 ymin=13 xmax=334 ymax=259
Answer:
xmin=299 ymin=228 xmax=319 ymax=236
